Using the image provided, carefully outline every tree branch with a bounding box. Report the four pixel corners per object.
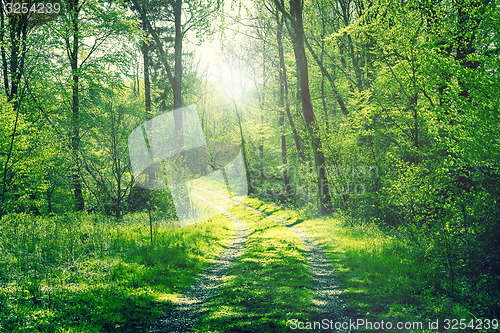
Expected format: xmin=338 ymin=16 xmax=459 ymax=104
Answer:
xmin=131 ymin=0 xmax=174 ymax=87
xmin=272 ymin=0 xmax=294 ymax=23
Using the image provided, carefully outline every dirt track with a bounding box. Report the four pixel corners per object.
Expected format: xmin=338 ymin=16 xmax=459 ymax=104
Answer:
xmin=149 ymin=191 xmax=345 ymax=332
xmin=148 ymin=211 xmax=248 ymax=333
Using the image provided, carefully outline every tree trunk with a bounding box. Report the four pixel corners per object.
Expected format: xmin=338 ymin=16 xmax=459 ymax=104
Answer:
xmin=172 ymin=0 xmax=184 ymax=157
xmin=285 ymin=0 xmax=332 ymax=214
xmin=232 ymin=101 xmax=251 ymax=193
xmin=68 ymin=0 xmax=84 ymax=211
xmin=173 ymin=0 xmax=183 ymax=110
xmin=278 ymin=14 xmax=303 ymax=161
xmin=109 ymin=104 xmax=122 ymax=221
xmin=304 ymin=36 xmax=348 ymax=115
xmin=0 ymin=1 xmax=8 ymax=96
xmin=142 ymin=23 xmax=152 ymax=119
xmin=140 ymin=18 xmax=158 ymax=189
xmin=276 ymin=12 xmax=290 ymax=192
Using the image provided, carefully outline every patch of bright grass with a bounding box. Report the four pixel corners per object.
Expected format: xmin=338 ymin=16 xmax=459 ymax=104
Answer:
xmin=194 ymin=204 xmax=313 ymax=333
xmin=241 ymin=197 xmax=494 ymax=333
xmin=0 ymin=212 xmax=234 ymax=332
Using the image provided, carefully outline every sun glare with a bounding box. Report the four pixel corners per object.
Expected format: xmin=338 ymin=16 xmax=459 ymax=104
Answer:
xmin=195 ymin=38 xmax=252 ymax=101
xmin=215 ymin=60 xmax=251 ymax=100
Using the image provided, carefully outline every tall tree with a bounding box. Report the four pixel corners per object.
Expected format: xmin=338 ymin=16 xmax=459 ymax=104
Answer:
xmin=65 ymin=0 xmax=84 ymax=211
xmin=276 ymin=10 xmax=290 ymax=191
xmin=274 ymin=0 xmax=332 ymax=214
xmin=61 ymin=0 xmax=137 ymax=211
xmin=0 ymin=1 xmax=36 ymax=218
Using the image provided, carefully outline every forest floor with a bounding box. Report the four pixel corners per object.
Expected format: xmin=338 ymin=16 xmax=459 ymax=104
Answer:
xmin=1 ymin=197 xmax=491 ymax=332
xmin=148 ymin=194 xmax=346 ymax=332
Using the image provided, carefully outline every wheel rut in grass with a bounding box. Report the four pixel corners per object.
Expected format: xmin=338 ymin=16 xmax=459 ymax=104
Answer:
xmin=192 ymin=186 xmax=345 ymax=324
xmin=148 ymin=208 xmax=248 ymax=333
xmin=235 ymin=201 xmax=346 ymax=322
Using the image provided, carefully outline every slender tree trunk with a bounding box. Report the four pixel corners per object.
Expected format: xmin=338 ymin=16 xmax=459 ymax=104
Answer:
xmin=276 ymin=12 xmax=290 ymax=192
xmin=140 ymin=20 xmax=158 ymax=189
xmin=260 ymin=41 xmax=267 ymax=166
xmin=69 ymin=1 xmax=84 ymax=211
xmin=338 ymin=0 xmax=363 ymax=91
xmin=172 ymin=0 xmax=184 ymax=159
xmin=286 ymin=101 xmax=303 ymax=160
xmin=280 ymin=20 xmax=304 ymax=160
xmin=109 ymin=104 xmax=122 ymax=221
xmin=0 ymin=1 xmax=8 ymax=96
xmin=286 ymin=0 xmax=332 ymax=214
xmin=148 ymin=205 xmax=153 ymax=245
xmin=173 ymin=0 xmax=183 ymax=110
xmin=320 ymin=9 xmax=328 ymax=122
xmin=321 ymin=77 xmax=328 ymax=124
xmin=304 ymin=36 xmax=348 ymax=115
xmin=347 ymin=33 xmax=363 ymax=91
xmin=136 ymin=63 xmax=140 ymax=98
xmin=171 ymin=0 xmax=192 ymax=213
xmin=232 ymin=101 xmax=251 ymax=193
xmin=316 ymin=0 xmax=332 ymax=121
xmin=142 ymin=24 xmax=152 ymax=119
xmin=409 ymin=92 xmax=419 ymax=148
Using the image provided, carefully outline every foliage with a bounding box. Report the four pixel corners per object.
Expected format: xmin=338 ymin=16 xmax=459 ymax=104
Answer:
xmin=244 ymin=197 xmax=500 ymax=329
xmin=0 ymin=212 xmax=233 ymax=332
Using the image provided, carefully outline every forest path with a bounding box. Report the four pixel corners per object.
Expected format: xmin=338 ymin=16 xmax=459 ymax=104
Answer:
xmin=233 ymin=199 xmax=346 ymax=323
xmin=148 ymin=207 xmax=248 ymax=333
xmin=149 ymin=186 xmax=345 ymax=332
xmin=190 ymin=187 xmax=346 ymax=331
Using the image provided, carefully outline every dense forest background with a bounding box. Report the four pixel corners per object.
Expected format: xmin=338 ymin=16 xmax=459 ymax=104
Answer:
xmin=0 ymin=0 xmax=499 ymax=331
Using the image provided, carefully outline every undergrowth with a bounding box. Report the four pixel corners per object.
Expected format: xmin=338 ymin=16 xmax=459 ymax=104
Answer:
xmin=243 ymin=196 xmax=499 ymax=332
xmin=0 ymin=211 xmax=233 ymax=333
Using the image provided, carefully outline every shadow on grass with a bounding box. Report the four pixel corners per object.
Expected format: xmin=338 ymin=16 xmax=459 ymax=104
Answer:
xmin=289 ymin=218 xmax=305 ymax=227
xmin=53 ymin=284 xmax=173 ymax=333
xmin=0 ymin=212 xmax=234 ymax=333
xmin=194 ymin=208 xmax=313 ymax=333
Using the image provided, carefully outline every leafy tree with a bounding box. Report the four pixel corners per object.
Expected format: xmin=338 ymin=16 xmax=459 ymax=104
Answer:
xmin=0 ymin=2 xmax=62 ymax=218
xmin=83 ymin=99 xmax=140 ymax=220
xmin=274 ymin=0 xmax=332 ymax=214
xmin=58 ymin=0 xmax=137 ymax=211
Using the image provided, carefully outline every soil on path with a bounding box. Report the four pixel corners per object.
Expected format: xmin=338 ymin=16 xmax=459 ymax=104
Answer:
xmin=148 ymin=211 xmax=248 ymax=333
xmin=236 ymin=201 xmax=346 ymax=323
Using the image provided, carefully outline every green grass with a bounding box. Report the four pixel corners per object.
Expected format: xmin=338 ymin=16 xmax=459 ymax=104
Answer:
xmin=242 ymin=197 xmax=497 ymax=333
xmin=2 ymin=197 xmax=496 ymax=332
xmin=0 ymin=211 xmax=234 ymax=333
xmin=194 ymin=204 xmax=313 ymax=333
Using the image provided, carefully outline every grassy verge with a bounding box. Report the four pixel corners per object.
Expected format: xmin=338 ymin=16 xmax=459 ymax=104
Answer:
xmin=194 ymin=204 xmax=313 ymax=333
xmin=0 ymin=211 xmax=234 ymax=333
xmin=242 ymin=197 xmax=498 ymax=333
